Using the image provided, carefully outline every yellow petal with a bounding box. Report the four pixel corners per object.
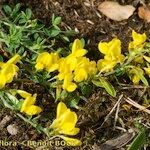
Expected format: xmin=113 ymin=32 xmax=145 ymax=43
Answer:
xmin=72 ymin=39 xmax=82 ymax=54
xmin=132 ymin=30 xmax=147 ymax=44
xmin=66 ymin=82 xmax=77 ymax=92
xmin=7 ymin=54 xmax=21 ymax=64
xmin=97 ymin=59 xmax=116 ymax=72
xmin=59 ymin=136 xmax=82 ymax=146
xmin=35 ymin=63 xmax=44 ymax=71
xmin=0 ymin=74 xmax=6 ymax=89
xmin=24 ymin=105 xmax=42 ymax=115
xmin=74 ymin=68 xmax=88 ymax=82
xmin=144 ymin=67 xmax=150 ymax=76
xmin=132 ymin=75 xmax=140 ymax=85
xmin=21 ymin=94 xmax=37 ymax=112
xmin=60 ymin=127 xmax=80 ymax=136
xmin=74 ymin=49 xmax=87 ymax=57
xmin=63 ymin=74 xmax=77 ymax=92
xmin=0 ymin=62 xmax=4 ymax=68
xmin=57 ymin=102 xmax=68 ymax=119
xmin=17 ymin=90 xmax=31 ymax=98
xmin=60 ymin=110 xmax=77 ymax=130
xmin=98 ymin=42 xmax=108 ymax=55
xmin=1 ymin=64 xmax=18 ymax=83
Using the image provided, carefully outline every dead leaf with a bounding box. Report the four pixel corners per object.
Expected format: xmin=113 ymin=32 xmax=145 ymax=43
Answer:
xmin=138 ymin=5 xmax=150 ymax=22
xmin=98 ymin=1 xmax=135 ymax=21
xmin=99 ymin=129 xmax=135 ymax=150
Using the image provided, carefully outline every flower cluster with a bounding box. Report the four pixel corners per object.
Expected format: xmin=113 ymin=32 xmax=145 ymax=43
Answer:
xmin=50 ymin=102 xmax=81 ymax=146
xmin=128 ymin=30 xmax=150 ymax=84
xmin=97 ymin=38 xmax=124 ymax=72
xmin=36 ymin=39 xmax=97 ymax=92
xmin=0 ymin=54 xmax=21 ymax=89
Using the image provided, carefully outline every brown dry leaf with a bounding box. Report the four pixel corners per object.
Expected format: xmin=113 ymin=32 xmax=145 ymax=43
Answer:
xmin=138 ymin=5 xmax=150 ymax=22
xmin=98 ymin=1 xmax=135 ymax=21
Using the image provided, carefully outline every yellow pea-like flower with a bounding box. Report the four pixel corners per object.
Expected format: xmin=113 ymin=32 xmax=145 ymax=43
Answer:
xmin=98 ymin=38 xmax=124 ymax=72
xmin=35 ymin=52 xmax=59 ymax=72
xmin=17 ymin=90 xmax=42 ymax=116
xmin=144 ymin=66 xmax=150 ymax=76
xmin=128 ymin=30 xmax=147 ymax=50
xmin=74 ymin=68 xmax=88 ymax=82
xmin=98 ymin=38 xmax=124 ymax=61
xmin=71 ymin=39 xmax=87 ymax=57
xmin=97 ymin=59 xmax=117 ymax=72
xmin=62 ymin=74 xmax=77 ymax=92
xmin=129 ymin=67 xmax=144 ymax=85
xmin=50 ymin=102 xmax=80 ymax=135
xmin=0 ymin=54 xmax=20 ymax=89
xmin=50 ymin=102 xmax=81 ymax=146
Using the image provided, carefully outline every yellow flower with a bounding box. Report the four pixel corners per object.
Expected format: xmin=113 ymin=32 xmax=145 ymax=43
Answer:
xmin=50 ymin=102 xmax=80 ymax=135
xmin=128 ymin=30 xmax=147 ymax=50
xmin=98 ymin=38 xmax=124 ymax=62
xmin=50 ymin=102 xmax=81 ymax=146
xmin=98 ymin=38 xmax=124 ymax=72
xmin=97 ymin=59 xmax=117 ymax=72
xmin=62 ymin=74 xmax=77 ymax=92
xmin=71 ymin=39 xmax=87 ymax=57
xmin=74 ymin=68 xmax=88 ymax=82
xmin=35 ymin=52 xmax=59 ymax=72
xmin=129 ymin=67 xmax=144 ymax=85
xmin=144 ymin=66 xmax=150 ymax=76
xmin=88 ymin=61 xmax=97 ymax=75
xmin=17 ymin=90 xmax=42 ymax=116
xmin=0 ymin=54 xmax=20 ymax=89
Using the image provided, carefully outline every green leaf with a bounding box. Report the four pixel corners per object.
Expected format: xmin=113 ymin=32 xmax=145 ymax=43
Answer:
xmin=99 ymin=77 xmax=116 ymax=97
xmin=80 ymin=83 xmax=92 ymax=97
xmin=26 ymin=8 xmax=32 ymax=19
xmin=11 ymin=3 xmax=21 ymax=18
xmin=53 ymin=17 xmax=62 ymax=26
xmin=80 ymin=38 xmax=85 ymax=48
xmin=92 ymin=79 xmax=103 ymax=88
xmin=44 ymin=28 xmax=60 ymax=37
xmin=127 ymin=130 xmax=146 ymax=150
xmin=69 ymin=98 xmax=79 ymax=109
xmin=3 ymin=5 xmax=12 ymax=15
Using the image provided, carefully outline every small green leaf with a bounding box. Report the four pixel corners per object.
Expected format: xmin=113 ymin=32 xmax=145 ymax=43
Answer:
xmin=92 ymin=79 xmax=103 ymax=88
xmin=127 ymin=130 xmax=146 ymax=150
xmin=3 ymin=5 xmax=12 ymax=15
xmin=44 ymin=28 xmax=60 ymax=37
xmin=26 ymin=8 xmax=32 ymax=19
xmin=69 ymin=99 xmax=79 ymax=109
xmin=99 ymin=77 xmax=116 ymax=97
xmin=53 ymin=17 xmax=61 ymax=26
xmin=80 ymin=83 xmax=92 ymax=97
xmin=80 ymin=38 xmax=85 ymax=48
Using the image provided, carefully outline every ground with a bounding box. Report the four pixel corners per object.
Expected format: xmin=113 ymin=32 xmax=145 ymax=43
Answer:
xmin=0 ymin=0 xmax=150 ymax=150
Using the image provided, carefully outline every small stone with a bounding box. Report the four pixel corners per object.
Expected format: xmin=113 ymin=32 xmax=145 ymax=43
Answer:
xmin=7 ymin=124 xmax=18 ymax=135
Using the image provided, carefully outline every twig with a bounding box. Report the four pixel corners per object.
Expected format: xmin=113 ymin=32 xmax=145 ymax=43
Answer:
xmin=98 ymin=94 xmax=123 ymax=129
xmin=125 ymin=97 xmax=150 ymax=114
